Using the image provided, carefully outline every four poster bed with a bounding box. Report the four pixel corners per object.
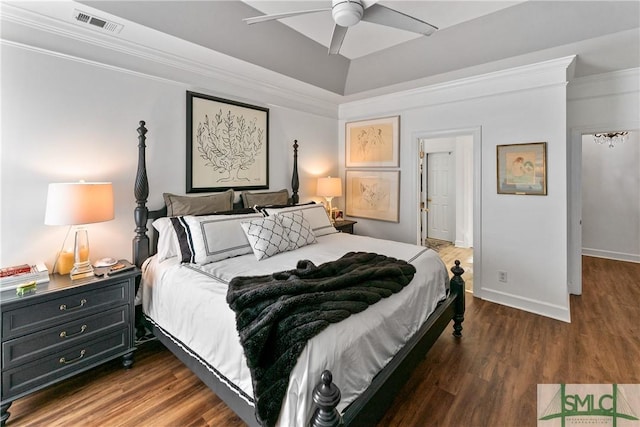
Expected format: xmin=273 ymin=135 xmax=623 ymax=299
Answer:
xmin=132 ymin=121 xmax=465 ymax=427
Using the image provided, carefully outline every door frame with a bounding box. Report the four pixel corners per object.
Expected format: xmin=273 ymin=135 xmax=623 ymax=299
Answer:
xmin=568 ymin=120 xmax=639 ymax=295
xmin=414 ymin=126 xmax=482 ymax=295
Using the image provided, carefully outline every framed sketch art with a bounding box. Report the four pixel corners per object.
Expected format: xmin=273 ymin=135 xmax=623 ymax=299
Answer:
xmin=345 ymin=170 xmax=400 ymax=222
xmin=497 ymin=142 xmax=547 ymax=195
xmin=186 ymin=91 xmax=269 ymax=193
xmin=345 ymin=116 xmax=399 ymax=167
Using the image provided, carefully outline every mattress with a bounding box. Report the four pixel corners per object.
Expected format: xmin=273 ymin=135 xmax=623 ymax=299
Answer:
xmin=139 ymin=232 xmax=448 ymax=426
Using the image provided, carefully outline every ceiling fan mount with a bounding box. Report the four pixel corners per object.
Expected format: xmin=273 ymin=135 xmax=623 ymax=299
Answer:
xmin=244 ymin=0 xmax=438 ymax=56
xmin=331 ymin=0 xmax=364 ymax=27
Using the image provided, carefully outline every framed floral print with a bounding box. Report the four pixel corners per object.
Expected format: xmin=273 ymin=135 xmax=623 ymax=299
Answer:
xmin=187 ymin=91 xmax=269 ymax=193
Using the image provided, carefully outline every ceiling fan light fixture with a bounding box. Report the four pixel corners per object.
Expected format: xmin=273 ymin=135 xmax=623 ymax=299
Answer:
xmin=332 ymin=0 xmax=364 ymax=27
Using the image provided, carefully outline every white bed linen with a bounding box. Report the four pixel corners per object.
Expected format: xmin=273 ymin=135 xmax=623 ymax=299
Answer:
xmin=140 ymin=232 xmax=448 ymax=426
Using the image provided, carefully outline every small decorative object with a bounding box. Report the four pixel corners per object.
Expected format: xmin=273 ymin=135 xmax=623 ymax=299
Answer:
xmin=345 ymin=170 xmax=400 ymax=222
xmin=593 ymin=131 xmax=628 ymax=148
xmin=317 ymin=176 xmax=343 ymax=223
xmin=331 ymin=208 xmax=343 ymax=222
xmin=45 ymin=182 xmax=115 ymax=279
xmin=497 ymin=142 xmax=547 ymax=195
xmin=345 ymin=116 xmax=399 ymax=167
xmin=187 ymin=91 xmax=269 ymax=193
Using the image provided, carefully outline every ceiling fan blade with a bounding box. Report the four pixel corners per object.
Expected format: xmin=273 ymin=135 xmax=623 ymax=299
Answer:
xmin=361 ymin=0 xmax=379 ymax=9
xmin=329 ymin=24 xmax=349 ymax=55
xmin=243 ymin=8 xmax=330 ymax=25
xmin=361 ymin=4 xmax=438 ymax=35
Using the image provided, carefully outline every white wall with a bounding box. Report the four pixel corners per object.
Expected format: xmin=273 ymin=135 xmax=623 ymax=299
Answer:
xmin=582 ymin=132 xmax=640 ymax=262
xmin=340 ymin=57 xmax=575 ymax=321
xmin=0 ymin=44 xmax=338 ymax=269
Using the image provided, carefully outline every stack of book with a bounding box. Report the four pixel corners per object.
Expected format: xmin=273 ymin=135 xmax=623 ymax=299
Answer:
xmin=0 ymin=263 xmax=50 ymax=290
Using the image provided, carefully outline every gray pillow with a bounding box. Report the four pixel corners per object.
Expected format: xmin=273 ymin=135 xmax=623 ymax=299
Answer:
xmin=241 ymin=189 xmax=289 ymax=208
xmin=163 ymin=190 xmax=234 ymax=216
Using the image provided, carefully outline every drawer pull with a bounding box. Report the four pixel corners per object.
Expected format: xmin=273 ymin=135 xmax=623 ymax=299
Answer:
xmin=60 ymin=324 xmax=87 ymax=338
xmin=59 ymin=299 xmax=87 ymax=311
xmin=59 ymin=349 xmax=86 ymax=365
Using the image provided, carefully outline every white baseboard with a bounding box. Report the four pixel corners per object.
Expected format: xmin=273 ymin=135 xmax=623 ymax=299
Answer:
xmin=582 ymin=248 xmax=640 ymax=263
xmin=455 ymin=240 xmax=471 ymax=248
xmin=476 ymin=287 xmax=571 ymax=323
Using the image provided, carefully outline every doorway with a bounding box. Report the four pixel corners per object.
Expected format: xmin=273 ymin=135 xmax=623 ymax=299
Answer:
xmin=417 ymin=130 xmax=478 ymax=293
xmin=568 ymin=126 xmax=640 ymax=296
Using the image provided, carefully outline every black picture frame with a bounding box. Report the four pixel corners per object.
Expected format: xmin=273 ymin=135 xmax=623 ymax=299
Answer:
xmin=186 ymin=91 xmax=269 ymax=193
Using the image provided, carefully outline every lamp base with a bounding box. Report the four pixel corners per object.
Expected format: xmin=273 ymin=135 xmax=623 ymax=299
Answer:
xmin=70 ymin=261 xmax=94 ymax=280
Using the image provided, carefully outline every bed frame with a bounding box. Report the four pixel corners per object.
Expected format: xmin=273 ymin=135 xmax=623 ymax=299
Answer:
xmin=132 ymin=121 xmax=465 ymax=427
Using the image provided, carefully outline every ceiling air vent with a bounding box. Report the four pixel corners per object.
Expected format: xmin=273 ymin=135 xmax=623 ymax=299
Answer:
xmin=73 ymin=9 xmax=123 ymax=34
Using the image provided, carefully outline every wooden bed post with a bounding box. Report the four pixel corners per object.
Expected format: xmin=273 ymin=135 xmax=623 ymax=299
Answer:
xmin=291 ymin=140 xmax=299 ymax=205
xmin=450 ymin=260 xmax=465 ymax=337
xmin=133 ymin=120 xmax=150 ymax=267
xmin=310 ymin=370 xmax=341 ymax=427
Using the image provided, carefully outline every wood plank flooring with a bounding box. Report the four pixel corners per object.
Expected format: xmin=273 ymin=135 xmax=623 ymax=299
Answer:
xmin=432 ymin=242 xmax=474 ymax=293
xmin=7 ymin=256 xmax=640 ymax=427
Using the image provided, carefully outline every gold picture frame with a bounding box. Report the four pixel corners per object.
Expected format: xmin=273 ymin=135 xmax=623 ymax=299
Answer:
xmin=497 ymin=142 xmax=547 ymax=195
xmin=345 ymin=170 xmax=400 ymax=222
xmin=345 ymin=116 xmax=399 ymax=167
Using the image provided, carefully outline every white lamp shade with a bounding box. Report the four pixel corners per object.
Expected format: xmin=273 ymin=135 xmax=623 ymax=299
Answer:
xmin=317 ymin=177 xmax=343 ymax=198
xmin=45 ymin=182 xmax=114 ymax=225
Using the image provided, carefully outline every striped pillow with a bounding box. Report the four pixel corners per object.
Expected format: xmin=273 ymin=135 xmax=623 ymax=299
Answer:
xmin=171 ymin=213 xmax=263 ymax=265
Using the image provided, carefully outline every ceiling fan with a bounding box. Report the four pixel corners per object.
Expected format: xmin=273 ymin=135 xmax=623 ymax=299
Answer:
xmin=243 ymin=0 xmax=438 ymax=55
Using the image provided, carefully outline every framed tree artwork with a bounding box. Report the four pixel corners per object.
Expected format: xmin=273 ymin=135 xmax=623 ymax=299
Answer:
xmin=345 ymin=116 xmax=400 ymax=167
xmin=345 ymin=170 xmax=400 ymax=222
xmin=186 ymin=91 xmax=269 ymax=193
xmin=497 ymin=142 xmax=547 ymax=195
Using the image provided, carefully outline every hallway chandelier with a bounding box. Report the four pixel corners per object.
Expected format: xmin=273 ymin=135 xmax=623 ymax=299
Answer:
xmin=593 ymin=131 xmax=628 ymax=148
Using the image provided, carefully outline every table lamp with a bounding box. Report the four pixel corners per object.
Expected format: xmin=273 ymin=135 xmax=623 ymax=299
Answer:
xmin=45 ymin=182 xmax=114 ymax=279
xmin=317 ymin=176 xmax=342 ymax=223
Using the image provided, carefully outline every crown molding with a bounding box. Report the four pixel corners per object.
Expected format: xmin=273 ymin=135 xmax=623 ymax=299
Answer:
xmin=0 ymin=2 xmax=341 ymax=119
xmin=339 ymin=55 xmax=576 ymax=119
xmin=568 ymin=67 xmax=640 ymax=101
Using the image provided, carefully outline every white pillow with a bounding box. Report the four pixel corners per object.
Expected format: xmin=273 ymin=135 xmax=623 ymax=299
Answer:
xmin=171 ymin=213 xmax=263 ymax=265
xmin=263 ymin=204 xmax=337 ymax=237
xmin=241 ymin=216 xmax=291 ymax=261
xmin=152 ymin=217 xmax=178 ymax=262
xmin=277 ymin=210 xmax=316 ymax=250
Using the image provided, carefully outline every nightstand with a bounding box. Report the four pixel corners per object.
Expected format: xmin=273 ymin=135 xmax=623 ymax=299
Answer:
xmin=334 ymin=220 xmax=357 ymax=234
xmin=0 ymin=266 xmax=139 ymax=426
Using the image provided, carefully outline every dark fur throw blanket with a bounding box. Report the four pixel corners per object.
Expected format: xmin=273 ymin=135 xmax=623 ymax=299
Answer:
xmin=226 ymin=251 xmax=417 ymax=426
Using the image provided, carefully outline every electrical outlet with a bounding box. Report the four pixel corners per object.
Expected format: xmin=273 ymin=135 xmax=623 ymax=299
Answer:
xmin=498 ymin=271 xmax=507 ymax=283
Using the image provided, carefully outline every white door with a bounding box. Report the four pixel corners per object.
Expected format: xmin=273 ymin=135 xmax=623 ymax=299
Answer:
xmin=426 ymin=152 xmax=455 ymax=242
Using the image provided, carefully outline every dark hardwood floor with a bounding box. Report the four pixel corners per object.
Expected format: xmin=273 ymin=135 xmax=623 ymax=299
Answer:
xmin=7 ymin=256 xmax=640 ymax=427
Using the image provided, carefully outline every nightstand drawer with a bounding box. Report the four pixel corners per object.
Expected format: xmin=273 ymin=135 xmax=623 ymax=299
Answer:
xmin=2 ymin=306 xmax=129 ymax=369
xmin=2 ymin=328 xmax=131 ymax=399
xmin=2 ymin=280 xmax=129 ymax=339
